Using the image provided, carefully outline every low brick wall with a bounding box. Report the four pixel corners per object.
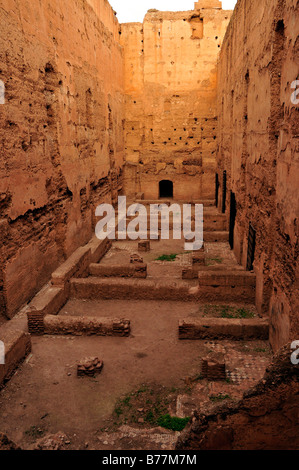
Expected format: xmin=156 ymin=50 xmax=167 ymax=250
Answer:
xmin=26 ymin=238 xmax=112 ymax=335
xmin=44 ymin=315 xmax=130 ymax=337
xmin=204 ymin=232 xmax=229 ymax=242
xmin=203 ymin=214 xmax=227 ymax=231
xmin=196 ymin=271 xmax=256 ymax=303
xmin=85 ymin=237 xmax=112 ymax=264
xmin=198 ymin=271 xmax=256 ymax=287
xmin=26 ymin=284 xmax=68 ymax=335
xmin=182 ymin=268 xmax=199 ymax=280
xmin=89 ymin=263 xmax=147 ymax=279
xmin=70 ymin=277 xmax=192 ymax=301
xmin=0 ymin=322 xmax=31 ymax=386
xmin=51 ymin=246 xmax=92 ymax=288
xmin=178 ymin=317 xmax=269 ymax=340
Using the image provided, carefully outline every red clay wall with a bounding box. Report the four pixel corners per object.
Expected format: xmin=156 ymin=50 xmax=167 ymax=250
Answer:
xmin=0 ymin=0 xmax=124 ymax=318
xmin=121 ymin=3 xmax=232 ymax=200
xmin=216 ymin=0 xmax=299 ymax=350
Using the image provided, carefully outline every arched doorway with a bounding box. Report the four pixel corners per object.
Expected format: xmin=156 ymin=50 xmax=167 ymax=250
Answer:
xmin=159 ymin=180 xmax=173 ymax=198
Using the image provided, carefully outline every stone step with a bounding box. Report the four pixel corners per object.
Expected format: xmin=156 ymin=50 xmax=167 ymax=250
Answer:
xmin=196 ymin=270 xmax=256 ymax=303
xmin=116 ymin=215 xmax=226 ymax=232
xmin=89 ymin=263 xmax=147 ymax=279
xmin=182 ymin=264 xmax=245 ymax=279
xmin=179 ymin=317 xmax=269 ymax=340
xmin=204 ymin=231 xmax=229 ymax=242
xmin=70 ymin=277 xmax=193 ymax=301
xmin=203 ymin=214 xmax=227 ymax=231
xmin=70 ymin=272 xmax=256 ymax=303
xmin=199 ymin=265 xmax=245 ymax=271
xmin=51 ymin=239 xmax=111 ymax=288
xmin=132 ymin=199 xmax=215 ymax=206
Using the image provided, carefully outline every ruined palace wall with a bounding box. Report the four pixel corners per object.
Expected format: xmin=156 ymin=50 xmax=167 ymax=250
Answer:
xmin=121 ymin=5 xmax=232 ymax=200
xmin=0 ymin=0 xmax=124 ymax=318
xmin=217 ymin=0 xmax=299 ymax=350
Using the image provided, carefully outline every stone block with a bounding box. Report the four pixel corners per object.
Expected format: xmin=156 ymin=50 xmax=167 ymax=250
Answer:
xmin=202 ymin=352 xmax=226 ymax=381
xmin=44 ymin=315 xmax=131 ymax=337
xmin=130 ymin=253 xmax=144 ymax=264
xmin=138 ymin=240 xmax=150 ymax=252
xmin=77 ymin=357 xmax=104 ymax=377
xmin=179 ymin=317 xmax=269 ymax=340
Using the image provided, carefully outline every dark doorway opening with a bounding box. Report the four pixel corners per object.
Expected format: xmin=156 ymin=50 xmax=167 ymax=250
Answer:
xmin=222 ymin=170 xmax=227 ymax=214
xmin=229 ymin=191 xmax=237 ymax=249
xmin=159 ymin=180 xmax=173 ymax=198
xmin=246 ymin=223 xmax=256 ymax=271
xmin=215 ymin=173 xmax=220 ymax=208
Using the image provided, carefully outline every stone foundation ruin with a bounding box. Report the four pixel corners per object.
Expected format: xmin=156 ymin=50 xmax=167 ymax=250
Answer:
xmin=0 ymin=0 xmax=298 ymax=452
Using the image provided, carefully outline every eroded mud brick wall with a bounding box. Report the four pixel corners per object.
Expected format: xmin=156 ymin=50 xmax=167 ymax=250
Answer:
xmin=217 ymin=0 xmax=299 ymax=350
xmin=121 ymin=1 xmax=232 ymax=200
xmin=0 ymin=0 xmax=124 ymax=318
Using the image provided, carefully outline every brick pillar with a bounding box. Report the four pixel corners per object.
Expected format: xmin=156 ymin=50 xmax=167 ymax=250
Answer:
xmin=27 ymin=308 xmax=45 ymax=335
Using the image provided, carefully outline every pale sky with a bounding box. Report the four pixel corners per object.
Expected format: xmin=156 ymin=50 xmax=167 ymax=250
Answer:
xmin=109 ymin=1 xmax=237 ymax=23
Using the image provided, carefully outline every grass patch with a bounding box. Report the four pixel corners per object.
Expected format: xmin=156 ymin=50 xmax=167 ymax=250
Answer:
xmin=156 ymin=254 xmax=178 ymax=262
xmin=114 ymin=406 xmax=123 ymax=417
xmin=111 ymin=383 xmax=186 ymax=430
xmin=24 ymin=426 xmax=45 ymax=439
xmin=253 ymin=347 xmax=267 ymax=353
xmin=157 ymin=414 xmax=190 ymax=432
xmin=203 ymin=304 xmax=255 ymax=319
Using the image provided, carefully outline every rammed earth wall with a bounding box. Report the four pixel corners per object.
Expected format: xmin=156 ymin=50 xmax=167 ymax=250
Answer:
xmin=0 ymin=0 xmax=125 ymax=318
xmin=216 ymin=0 xmax=299 ymax=350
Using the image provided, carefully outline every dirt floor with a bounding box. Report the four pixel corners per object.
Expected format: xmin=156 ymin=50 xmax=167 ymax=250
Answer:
xmin=0 ymin=299 xmax=210 ymax=449
xmin=0 ymin=238 xmax=272 ymax=450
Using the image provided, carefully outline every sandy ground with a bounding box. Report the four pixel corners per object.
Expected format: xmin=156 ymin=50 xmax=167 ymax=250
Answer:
xmin=0 ymin=299 xmax=210 ymax=449
xmin=0 ymin=239 xmax=271 ymax=449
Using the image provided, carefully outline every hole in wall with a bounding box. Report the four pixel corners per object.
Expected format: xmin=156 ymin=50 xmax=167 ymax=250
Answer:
xmin=275 ymin=19 xmax=285 ymax=33
xmin=159 ymin=180 xmax=173 ymax=198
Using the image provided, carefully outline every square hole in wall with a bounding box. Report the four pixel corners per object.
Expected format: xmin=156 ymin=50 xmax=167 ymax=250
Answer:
xmin=189 ymin=16 xmax=203 ymax=40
